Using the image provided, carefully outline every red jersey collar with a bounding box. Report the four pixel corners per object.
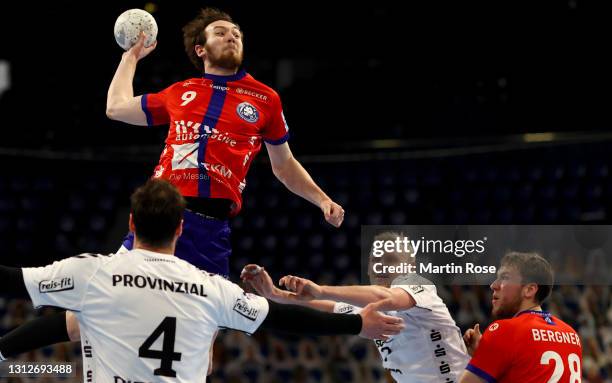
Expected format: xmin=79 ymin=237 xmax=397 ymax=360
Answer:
xmin=203 ymin=69 xmax=247 ymax=83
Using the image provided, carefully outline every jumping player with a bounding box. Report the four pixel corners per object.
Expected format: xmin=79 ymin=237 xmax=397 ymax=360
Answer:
xmin=108 ymin=7 xmax=344 ymax=276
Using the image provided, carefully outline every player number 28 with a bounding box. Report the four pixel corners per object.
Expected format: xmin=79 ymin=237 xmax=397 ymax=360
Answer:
xmin=180 ymin=91 xmax=197 ymax=106
xmin=540 ymin=351 xmax=581 ymax=383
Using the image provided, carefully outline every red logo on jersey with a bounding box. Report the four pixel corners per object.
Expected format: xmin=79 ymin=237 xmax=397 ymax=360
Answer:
xmin=489 ymin=323 xmax=500 ymax=332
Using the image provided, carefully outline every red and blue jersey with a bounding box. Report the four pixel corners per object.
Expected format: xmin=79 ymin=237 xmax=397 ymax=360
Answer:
xmin=141 ymin=69 xmax=289 ymax=216
xmin=466 ymin=311 xmax=582 ymax=383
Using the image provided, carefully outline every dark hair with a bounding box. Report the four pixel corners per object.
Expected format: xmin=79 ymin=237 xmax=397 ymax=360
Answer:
xmin=182 ymin=7 xmax=240 ymax=72
xmin=501 ymin=251 xmax=554 ymax=304
xmin=130 ymin=179 xmax=186 ymax=248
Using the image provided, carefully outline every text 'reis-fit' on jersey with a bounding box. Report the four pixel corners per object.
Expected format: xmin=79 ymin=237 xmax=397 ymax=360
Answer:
xmin=141 ymin=70 xmax=290 ymax=216
xmin=22 ymin=250 xmax=270 ymax=382
xmin=467 ymin=311 xmax=583 ymax=383
xmin=334 ymin=277 xmax=469 ymax=383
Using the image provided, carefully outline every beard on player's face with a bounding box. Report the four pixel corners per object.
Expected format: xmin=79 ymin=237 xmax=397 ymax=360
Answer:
xmin=491 ymin=289 xmax=522 ymax=320
xmin=205 ymin=44 xmax=243 ymax=71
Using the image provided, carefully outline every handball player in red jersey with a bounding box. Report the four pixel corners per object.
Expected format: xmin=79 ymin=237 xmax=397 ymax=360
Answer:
xmin=107 ymin=8 xmax=344 ymax=277
xmin=0 ymin=8 xmax=344 ymax=375
xmin=460 ymin=252 xmax=582 ymax=383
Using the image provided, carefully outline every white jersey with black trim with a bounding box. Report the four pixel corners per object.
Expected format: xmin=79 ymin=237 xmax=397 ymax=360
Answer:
xmin=22 ymin=249 xmax=269 ymax=383
xmin=334 ymin=275 xmax=469 ymax=383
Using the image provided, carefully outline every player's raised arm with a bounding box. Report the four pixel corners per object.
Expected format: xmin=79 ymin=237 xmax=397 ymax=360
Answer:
xmin=106 ymin=32 xmax=156 ymax=125
xmin=266 ymin=142 xmax=345 ymax=227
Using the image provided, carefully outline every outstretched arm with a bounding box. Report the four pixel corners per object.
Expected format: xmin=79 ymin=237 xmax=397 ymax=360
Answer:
xmin=0 ymin=311 xmax=72 ymax=361
xmin=259 ymin=300 xmax=403 ymax=341
xmin=277 ymin=274 xmax=416 ymax=311
xmin=0 ymin=266 xmax=74 ymax=360
xmin=266 ymin=142 xmax=344 ymax=227
xmin=106 ymin=32 xmax=157 ymax=125
xmin=241 ymin=265 xmax=336 ymax=312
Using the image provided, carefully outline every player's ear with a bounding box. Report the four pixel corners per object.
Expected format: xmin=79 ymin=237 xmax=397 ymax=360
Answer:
xmin=195 ymin=45 xmax=206 ymax=58
xmin=523 ymin=283 xmax=538 ymax=301
xmin=176 ymin=219 xmax=184 ymax=238
xmin=128 ymin=213 xmax=136 ymax=233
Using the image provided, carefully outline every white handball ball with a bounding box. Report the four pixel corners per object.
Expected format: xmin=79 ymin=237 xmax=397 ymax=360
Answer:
xmin=114 ymin=9 xmax=158 ymax=50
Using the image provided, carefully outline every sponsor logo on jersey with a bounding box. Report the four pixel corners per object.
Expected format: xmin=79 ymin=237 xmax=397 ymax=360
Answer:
xmin=171 ymin=143 xmax=199 ymax=170
xmin=236 ymin=102 xmax=259 ymax=123
xmin=174 ymin=120 xmax=237 ymax=146
xmin=488 ymin=323 xmax=499 ymax=332
xmin=338 ymin=305 xmax=354 ymax=314
xmin=210 ymin=84 xmax=229 ymax=92
xmin=202 ymin=162 xmax=232 ymax=178
xmin=375 ymin=339 xmax=392 ymax=347
xmin=233 ymin=297 xmax=260 ymax=321
xmin=409 ymin=285 xmax=424 ymax=294
xmin=235 ymin=87 xmax=268 ymax=101
xmin=39 ymin=277 xmax=74 ymax=293
xmin=154 ymin=165 xmax=164 ymax=178
xmin=112 ymin=274 xmax=207 ymax=298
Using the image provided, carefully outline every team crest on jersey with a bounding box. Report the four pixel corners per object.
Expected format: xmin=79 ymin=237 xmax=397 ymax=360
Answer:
xmin=236 ymin=102 xmax=259 ymax=123
xmin=488 ymin=323 xmax=499 ymax=332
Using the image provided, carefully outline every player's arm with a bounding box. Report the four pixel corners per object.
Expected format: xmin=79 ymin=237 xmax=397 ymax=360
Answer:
xmin=459 ymin=371 xmax=487 ymax=383
xmin=0 ymin=266 xmax=74 ymax=360
xmin=241 ymin=264 xmax=336 ymax=312
xmin=266 ymin=142 xmax=345 ymax=227
xmin=277 ymin=273 xmax=416 ymax=310
xmin=106 ymin=33 xmax=156 ymax=125
xmin=462 ymin=321 xmax=515 ymax=382
xmin=215 ymin=276 xmax=404 ymax=341
xmin=260 ymin=299 xmax=403 ymax=340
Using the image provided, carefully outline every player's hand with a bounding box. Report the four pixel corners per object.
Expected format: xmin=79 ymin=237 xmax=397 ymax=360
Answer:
xmin=278 ymin=275 xmax=322 ymax=300
xmin=359 ymin=299 xmax=404 ymax=340
xmin=320 ymin=199 xmax=344 ymax=227
xmin=241 ymin=264 xmax=275 ymax=298
xmin=124 ymin=32 xmax=157 ymax=61
xmin=463 ymin=323 xmax=482 ymax=356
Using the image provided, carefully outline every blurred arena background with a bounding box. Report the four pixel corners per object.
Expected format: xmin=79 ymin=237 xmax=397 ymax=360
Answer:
xmin=1 ymin=0 xmax=611 ymax=381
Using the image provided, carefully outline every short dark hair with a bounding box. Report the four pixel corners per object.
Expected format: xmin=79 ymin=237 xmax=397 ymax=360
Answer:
xmin=182 ymin=7 xmax=240 ymax=72
xmin=501 ymin=251 xmax=554 ymax=304
xmin=130 ymin=179 xmax=186 ymax=248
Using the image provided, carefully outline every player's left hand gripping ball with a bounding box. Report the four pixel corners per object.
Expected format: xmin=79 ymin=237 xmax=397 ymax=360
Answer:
xmin=321 ymin=199 xmax=344 ymax=227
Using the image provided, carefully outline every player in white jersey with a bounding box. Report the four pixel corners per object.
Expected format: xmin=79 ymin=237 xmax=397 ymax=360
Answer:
xmin=242 ymin=232 xmax=470 ymax=383
xmin=0 ymin=180 xmax=403 ymax=382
